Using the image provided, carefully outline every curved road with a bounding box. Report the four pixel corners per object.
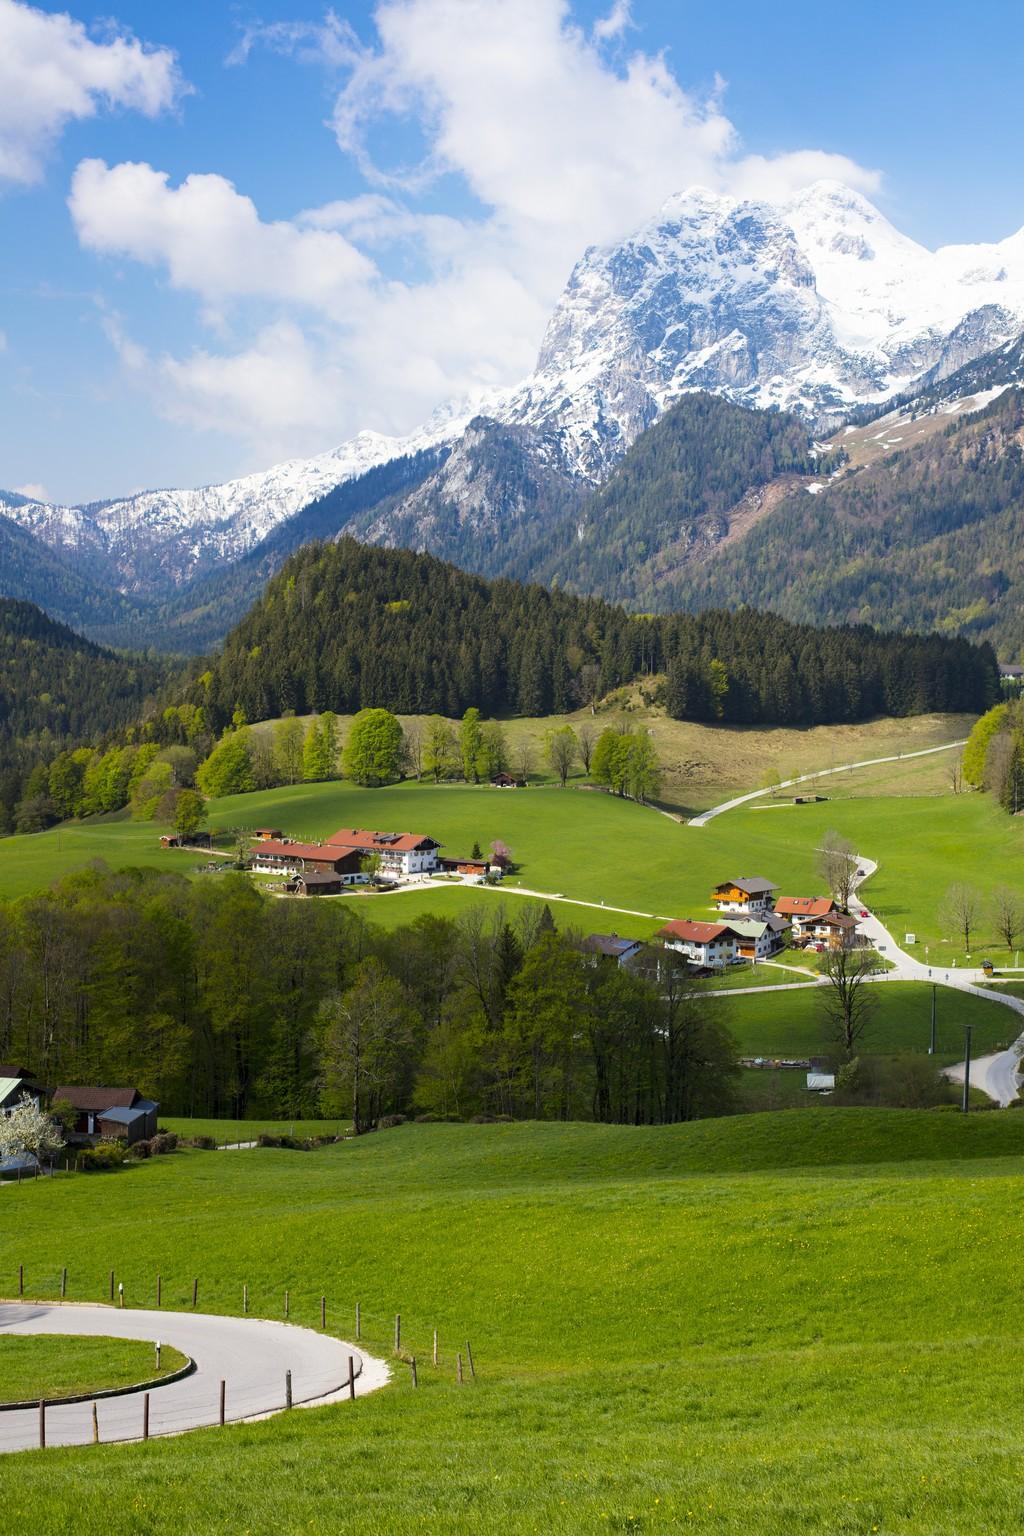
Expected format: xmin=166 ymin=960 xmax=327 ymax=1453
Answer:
xmin=687 ymin=739 xmax=967 ymax=827
xmin=0 ymin=1302 xmax=387 ymax=1452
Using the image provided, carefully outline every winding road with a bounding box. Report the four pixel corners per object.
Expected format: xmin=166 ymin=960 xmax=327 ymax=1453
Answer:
xmin=690 ymin=766 xmax=1024 ymax=1105
xmin=0 ymin=1302 xmax=387 ymax=1452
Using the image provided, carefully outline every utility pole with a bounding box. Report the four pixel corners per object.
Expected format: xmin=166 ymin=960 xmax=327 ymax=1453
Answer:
xmin=962 ymin=1024 xmax=973 ymax=1114
xmin=929 ymin=986 xmax=936 ymax=1056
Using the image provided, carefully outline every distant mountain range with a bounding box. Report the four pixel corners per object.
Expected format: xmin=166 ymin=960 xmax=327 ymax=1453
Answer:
xmin=4 ymin=179 xmax=1024 ymax=653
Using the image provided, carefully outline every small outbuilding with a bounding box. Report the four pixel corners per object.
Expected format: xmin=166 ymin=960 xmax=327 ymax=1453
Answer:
xmin=53 ymin=1086 xmax=159 ymax=1141
xmin=96 ymin=1101 xmax=160 ymax=1145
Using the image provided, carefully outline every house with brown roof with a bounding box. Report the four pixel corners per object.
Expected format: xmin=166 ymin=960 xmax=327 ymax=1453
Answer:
xmin=660 ymin=919 xmax=742 ymax=968
xmin=250 ymin=840 xmax=367 ymax=883
xmin=710 ymin=878 xmax=778 ymax=917
xmin=53 ymin=1086 xmax=159 ymax=1143
xmin=774 ymin=896 xmax=837 ymax=943
xmin=326 ymin=829 xmax=441 ymax=879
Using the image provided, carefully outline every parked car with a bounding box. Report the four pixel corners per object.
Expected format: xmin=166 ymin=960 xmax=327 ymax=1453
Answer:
xmin=859 ymin=909 xmax=869 ymax=918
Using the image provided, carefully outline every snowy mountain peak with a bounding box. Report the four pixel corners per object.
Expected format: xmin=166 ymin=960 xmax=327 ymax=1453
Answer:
xmin=6 ymin=181 xmax=1024 ymax=594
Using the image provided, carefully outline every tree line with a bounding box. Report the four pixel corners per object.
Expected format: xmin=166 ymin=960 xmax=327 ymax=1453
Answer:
xmin=0 ymin=864 xmax=737 ymax=1126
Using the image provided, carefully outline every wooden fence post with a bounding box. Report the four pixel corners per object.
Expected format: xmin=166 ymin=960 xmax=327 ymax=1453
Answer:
xmin=284 ymin=1289 xmax=289 ymax=1319
xmin=143 ymin=1392 xmax=150 ymax=1441
xmin=60 ymin=1266 xmax=67 ymax=1299
xmin=192 ymin=1277 xmax=198 ymax=1308
xmin=286 ymin=1370 xmax=292 ymax=1408
xmin=410 ymin=1357 xmax=418 ymax=1389
xmin=38 ymin=1400 xmax=45 ymax=1448
xmin=320 ymin=1295 xmax=326 ymax=1330
xmin=355 ymin=1301 xmax=361 ymax=1340
xmin=243 ymin=1283 xmax=248 ymax=1315
xmin=457 ymin=1352 xmax=464 ymax=1385
xmin=109 ymin=1269 xmax=114 ymax=1302
xmin=18 ymin=1263 xmax=23 ymax=1296
xmin=156 ymin=1274 xmax=161 ymax=1307
xmin=347 ymin=1355 xmax=356 ymax=1400
xmin=91 ymin=1402 xmax=99 ymax=1444
xmin=394 ymin=1313 xmax=401 ymax=1353
xmin=433 ymin=1329 xmax=438 ymax=1367
xmin=219 ymin=1380 xmax=226 ymax=1426
xmin=465 ymin=1340 xmax=476 ymax=1380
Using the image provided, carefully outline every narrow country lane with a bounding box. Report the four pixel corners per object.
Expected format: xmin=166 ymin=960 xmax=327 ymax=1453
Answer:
xmin=0 ymin=1303 xmax=387 ymax=1452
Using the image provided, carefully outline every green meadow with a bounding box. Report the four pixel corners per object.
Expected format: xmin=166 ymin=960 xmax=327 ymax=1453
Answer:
xmin=4 ymin=1118 xmax=1024 ymax=1533
xmin=722 ymin=980 xmax=1016 ymax=1062
xmin=0 ymin=1336 xmax=187 ymax=1405
xmin=3 ymin=771 xmax=1022 ymax=957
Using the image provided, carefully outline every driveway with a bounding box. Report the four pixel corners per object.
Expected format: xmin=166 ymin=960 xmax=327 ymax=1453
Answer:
xmin=0 ymin=1302 xmax=387 ymax=1452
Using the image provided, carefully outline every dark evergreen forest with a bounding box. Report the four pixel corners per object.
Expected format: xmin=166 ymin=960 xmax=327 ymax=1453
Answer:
xmin=194 ymin=537 xmax=998 ymax=731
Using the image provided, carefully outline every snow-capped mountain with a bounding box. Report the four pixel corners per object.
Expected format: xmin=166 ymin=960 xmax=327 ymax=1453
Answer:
xmin=5 ymin=179 xmax=1024 ymax=594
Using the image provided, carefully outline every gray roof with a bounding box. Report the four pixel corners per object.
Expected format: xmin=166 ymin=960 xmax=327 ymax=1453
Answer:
xmin=584 ymin=934 xmax=642 ymax=957
xmin=724 ymin=877 xmax=778 ymax=895
xmin=99 ymin=1099 xmax=157 ymax=1124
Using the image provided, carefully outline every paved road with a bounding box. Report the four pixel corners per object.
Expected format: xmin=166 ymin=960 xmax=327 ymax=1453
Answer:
xmin=0 ymin=1302 xmax=387 ymax=1451
xmin=687 ymin=739 xmax=967 ymax=827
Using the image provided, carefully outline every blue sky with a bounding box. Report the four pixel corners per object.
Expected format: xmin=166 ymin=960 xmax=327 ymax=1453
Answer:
xmin=2 ymin=0 xmax=1023 ymax=504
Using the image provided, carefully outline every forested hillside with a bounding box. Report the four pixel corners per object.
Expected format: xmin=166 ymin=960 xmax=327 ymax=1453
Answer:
xmin=190 ymin=538 xmax=997 ymax=732
xmin=0 ymin=600 xmax=169 ymax=829
xmin=0 ymin=511 xmax=144 ymax=639
xmin=520 ymin=393 xmax=831 ymax=600
xmin=680 ymin=388 xmax=1024 ymax=655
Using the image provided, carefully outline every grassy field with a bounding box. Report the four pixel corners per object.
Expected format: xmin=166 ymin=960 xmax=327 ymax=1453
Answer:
xmin=251 ymin=704 xmax=975 ymax=814
xmin=720 ymin=980 xmax=1015 ymax=1063
xmin=160 ymin=1117 xmax=350 ymax=1143
xmin=0 ymin=1336 xmax=187 ymax=1404
xmin=4 ymin=1118 xmax=1024 ymax=1533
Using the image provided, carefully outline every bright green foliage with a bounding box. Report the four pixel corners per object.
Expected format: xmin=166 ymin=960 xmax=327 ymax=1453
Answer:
xmin=423 ymin=715 xmax=457 ymax=781
xmin=195 ymin=730 xmax=255 ymax=798
xmin=342 ymin=708 xmax=404 ymax=786
xmin=301 ymin=711 xmax=339 ymax=782
xmin=173 ymin=790 xmax=207 ymax=840
xmin=271 ymin=717 xmax=305 ymax=786
xmin=591 ymin=726 xmax=661 ymax=801
xmin=544 ymin=724 xmax=577 ymax=787
xmin=963 ymin=702 xmax=1009 ymax=785
xmin=459 ymin=707 xmax=485 ymax=782
xmin=319 ymin=956 xmax=420 ymax=1133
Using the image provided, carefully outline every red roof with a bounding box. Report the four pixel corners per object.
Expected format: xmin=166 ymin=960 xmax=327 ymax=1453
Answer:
xmin=252 ymin=840 xmax=333 ymax=860
xmin=660 ymin=920 xmax=733 ymax=944
xmin=775 ymin=897 xmax=835 ymax=918
xmin=326 ymin=828 xmax=439 ymax=853
xmin=53 ymin=1086 xmax=141 ymax=1112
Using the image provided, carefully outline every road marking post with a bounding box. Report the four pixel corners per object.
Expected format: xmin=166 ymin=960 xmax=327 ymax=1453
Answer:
xmin=286 ymin=1370 xmax=292 ymax=1409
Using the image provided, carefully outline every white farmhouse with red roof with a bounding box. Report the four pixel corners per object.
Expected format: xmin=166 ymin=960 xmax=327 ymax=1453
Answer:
xmin=326 ymin=828 xmax=442 ymax=878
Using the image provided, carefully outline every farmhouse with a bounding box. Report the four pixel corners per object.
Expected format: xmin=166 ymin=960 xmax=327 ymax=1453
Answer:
xmin=728 ymin=914 xmax=789 ymax=960
xmin=660 ymin=919 xmax=741 ymax=968
xmin=710 ymin=878 xmax=778 ymax=916
xmin=806 ymin=910 xmax=861 ymax=950
xmin=284 ymin=871 xmax=344 ymax=897
xmin=53 ymin=1086 xmax=159 ymax=1143
xmin=582 ymin=933 xmax=645 ymax=968
xmin=491 ymin=773 xmax=525 ymax=788
xmin=250 ymin=840 xmax=367 ymax=883
xmin=326 ymin=829 xmax=441 ymax=879
xmin=0 ymin=1067 xmax=45 ymax=1113
xmin=253 ymin=827 xmax=284 ymax=841
xmin=775 ymin=896 xmax=837 ymax=942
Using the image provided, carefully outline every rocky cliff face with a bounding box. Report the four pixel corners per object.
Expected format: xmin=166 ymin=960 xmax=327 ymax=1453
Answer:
xmin=5 ymin=180 xmax=1024 ymax=599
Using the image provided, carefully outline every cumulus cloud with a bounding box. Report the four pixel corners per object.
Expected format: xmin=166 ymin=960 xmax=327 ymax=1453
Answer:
xmin=75 ymin=0 xmax=881 ymax=463
xmin=13 ymin=481 xmax=48 ymax=500
xmin=0 ymin=0 xmax=185 ymax=185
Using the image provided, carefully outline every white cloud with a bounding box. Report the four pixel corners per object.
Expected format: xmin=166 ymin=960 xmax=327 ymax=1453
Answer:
xmin=13 ymin=481 xmax=48 ymax=500
xmin=73 ymin=0 xmax=881 ymax=466
xmin=0 ymin=0 xmax=185 ymax=185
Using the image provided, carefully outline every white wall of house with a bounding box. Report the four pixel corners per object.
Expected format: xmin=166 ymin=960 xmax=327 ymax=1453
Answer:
xmin=665 ymin=936 xmax=738 ymax=966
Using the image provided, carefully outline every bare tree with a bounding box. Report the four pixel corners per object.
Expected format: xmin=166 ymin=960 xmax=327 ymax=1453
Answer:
xmin=402 ymin=720 xmax=423 ymax=780
xmin=991 ymin=886 xmax=1022 ymax=952
xmin=817 ymin=830 xmax=858 ymax=910
xmin=940 ymin=882 xmax=983 ymax=953
xmin=513 ymin=735 xmax=535 ymax=783
xmin=575 ymin=663 xmax=602 ymax=714
xmin=577 ymin=722 xmax=597 ymax=776
xmin=948 ymin=754 xmax=964 ymax=795
xmin=818 ymin=948 xmax=878 ymax=1056
xmin=546 ymin=725 xmax=578 ymax=788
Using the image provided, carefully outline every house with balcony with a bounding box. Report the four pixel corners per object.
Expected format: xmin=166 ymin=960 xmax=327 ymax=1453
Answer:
xmin=659 ymin=919 xmax=742 ymax=968
xmin=326 ymin=829 xmax=442 ymax=879
xmin=710 ymin=878 xmax=778 ymax=917
xmin=774 ymin=896 xmax=837 ymax=943
xmin=728 ymin=914 xmax=789 ymax=960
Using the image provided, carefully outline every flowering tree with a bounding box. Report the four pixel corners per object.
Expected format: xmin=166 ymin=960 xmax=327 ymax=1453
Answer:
xmin=0 ymin=1096 xmax=65 ymax=1167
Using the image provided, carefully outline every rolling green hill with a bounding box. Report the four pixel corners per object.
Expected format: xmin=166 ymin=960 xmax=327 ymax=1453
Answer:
xmin=5 ymin=1117 xmax=1024 ymax=1533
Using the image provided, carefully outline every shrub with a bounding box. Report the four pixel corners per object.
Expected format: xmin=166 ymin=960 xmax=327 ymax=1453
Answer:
xmin=187 ymin=1135 xmax=217 ymax=1149
xmin=377 ymin=1114 xmax=406 ymax=1130
xmin=79 ymin=1141 xmax=126 ymax=1172
xmin=150 ymin=1132 xmax=178 ymax=1155
xmin=127 ymin=1139 xmax=152 ymax=1159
